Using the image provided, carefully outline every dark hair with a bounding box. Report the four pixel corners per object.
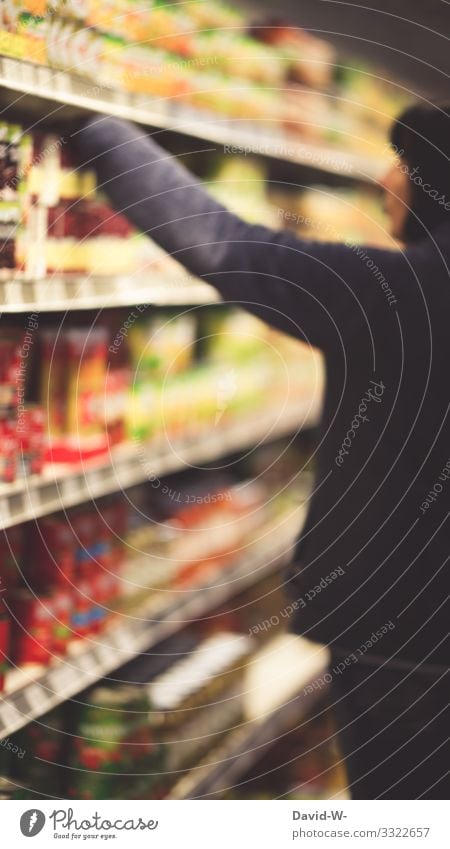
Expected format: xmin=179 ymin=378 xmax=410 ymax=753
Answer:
xmin=390 ymin=103 xmax=450 ymax=243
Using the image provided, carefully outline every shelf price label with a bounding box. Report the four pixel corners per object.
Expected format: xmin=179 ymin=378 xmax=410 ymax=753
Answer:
xmin=94 ymin=643 xmax=112 ymax=667
xmin=110 ymin=625 xmax=135 ymax=652
xmin=20 ymin=63 xmax=35 ymax=88
xmin=0 ymin=698 xmax=22 ymax=733
xmin=0 ymin=498 xmax=11 ymax=525
xmin=36 ymin=66 xmax=52 ymax=90
xmin=4 ymin=279 xmax=23 ymax=307
xmin=61 ymin=476 xmax=81 ymax=502
xmin=77 ymin=277 xmax=94 ymax=299
xmin=88 ymin=469 xmax=105 ymax=491
xmin=53 ymin=71 xmax=70 ymax=95
xmin=2 ymin=58 xmax=20 ymax=84
xmin=75 ymin=651 xmax=95 ymax=675
xmin=48 ymin=664 xmax=73 ymax=695
xmin=50 ymin=278 xmax=66 ymax=303
xmin=25 ymin=683 xmax=48 ymax=715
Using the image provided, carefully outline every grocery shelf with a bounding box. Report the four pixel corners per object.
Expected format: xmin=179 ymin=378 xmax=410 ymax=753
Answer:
xmin=0 ymin=55 xmax=386 ymax=182
xmin=0 ymin=272 xmax=219 ymax=313
xmin=0 ymin=399 xmax=320 ymax=531
xmin=168 ymin=634 xmax=330 ymax=799
xmin=0 ymin=507 xmax=305 ymax=739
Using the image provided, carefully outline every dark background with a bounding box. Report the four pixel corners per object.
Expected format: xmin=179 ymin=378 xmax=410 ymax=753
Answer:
xmin=244 ymin=0 xmax=449 ymax=101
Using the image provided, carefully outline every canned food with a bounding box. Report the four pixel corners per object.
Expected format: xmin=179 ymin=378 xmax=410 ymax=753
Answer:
xmin=71 ymin=576 xmax=95 ymax=638
xmin=10 ymin=589 xmax=56 ymax=665
xmin=16 ymin=405 xmax=45 ymax=477
xmin=30 ymin=515 xmax=76 ymax=589
xmin=0 ymin=525 xmax=24 ymax=588
xmin=52 ymin=588 xmax=72 ymax=655
xmin=0 ymin=418 xmax=16 ymax=483
xmin=69 ymin=685 xmax=159 ymax=799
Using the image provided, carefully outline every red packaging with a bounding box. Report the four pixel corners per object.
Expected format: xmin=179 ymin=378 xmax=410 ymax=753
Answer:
xmin=71 ymin=508 xmax=96 ymax=578
xmin=46 ymin=201 xmax=81 ymax=239
xmin=28 ymin=405 xmax=45 ymax=475
xmin=0 ymin=418 xmax=16 ymax=483
xmin=71 ymin=576 xmax=95 ymax=639
xmin=0 ymin=608 xmax=10 ymax=691
xmin=0 ymin=525 xmax=24 ymax=589
xmin=30 ymin=515 xmax=76 ymax=590
xmin=78 ymin=200 xmax=133 ymax=240
xmin=100 ymin=497 xmax=128 ymax=563
xmin=10 ymin=589 xmax=57 ymax=665
xmin=100 ymin=567 xmax=121 ymax=613
xmin=94 ymin=496 xmax=128 ymax=572
xmin=103 ymin=367 xmax=129 ymax=447
xmin=89 ymin=509 xmax=113 ymax=572
xmin=52 ymin=589 xmax=72 ymax=655
xmin=17 ymin=405 xmax=45 ymax=477
xmin=90 ymin=571 xmax=110 ymax=633
xmin=0 ymin=331 xmax=23 ymax=411
xmin=65 ymin=326 xmax=108 ymax=439
xmin=39 ymin=328 xmax=66 ymax=437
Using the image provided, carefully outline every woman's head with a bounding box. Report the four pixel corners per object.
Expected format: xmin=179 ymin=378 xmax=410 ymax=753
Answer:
xmin=380 ymin=102 xmax=450 ymax=243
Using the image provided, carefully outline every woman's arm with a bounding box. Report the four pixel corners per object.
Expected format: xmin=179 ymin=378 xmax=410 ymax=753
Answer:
xmin=74 ymin=115 xmax=407 ymax=351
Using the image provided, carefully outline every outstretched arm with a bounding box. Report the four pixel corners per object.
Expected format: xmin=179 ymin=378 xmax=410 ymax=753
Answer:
xmin=74 ymin=115 xmax=406 ymax=351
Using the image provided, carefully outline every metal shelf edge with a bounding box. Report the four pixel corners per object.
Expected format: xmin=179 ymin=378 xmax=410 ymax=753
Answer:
xmin=0 ymin=56 xmax=386 ymax=183
xmin=0 ymin=403 xmax=319 ymax=530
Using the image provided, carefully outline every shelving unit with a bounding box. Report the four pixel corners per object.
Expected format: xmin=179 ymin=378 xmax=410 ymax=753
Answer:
xmin=168 ymin=634 xmax=330 ymax=799
xmin=0 ymin=398 xmax=319 ymax=530
xmin=0 ymin=272 xmax=218 ymax=314
xmin=0 ymin=14 xmax=352 ymax=802
xmin=0 ymin=56 xmax=386 ymax=183
xmin=0 ymin=506 xmax=305 ymax=739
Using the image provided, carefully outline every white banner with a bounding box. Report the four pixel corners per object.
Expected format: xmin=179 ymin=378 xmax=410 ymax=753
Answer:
xmin=0 ymin=800 xmax=446 ymax=848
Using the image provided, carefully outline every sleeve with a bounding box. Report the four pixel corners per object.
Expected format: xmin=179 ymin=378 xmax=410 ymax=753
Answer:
xmin=73 ymin=114 xmax=409 ymax=352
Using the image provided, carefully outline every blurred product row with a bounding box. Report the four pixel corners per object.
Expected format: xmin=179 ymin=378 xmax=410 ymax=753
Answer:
xmin=0 ymin=618 xmax=343 ymax=800
xmin=0 ymin=440 xmax=312 ymax=685
xmin=0 ymin=120 xmax=391 ymax=278
xmin=0 ymin=2 xmax=407 ymax=156
xmin=0 ymin=305 xmax=322 ymax=475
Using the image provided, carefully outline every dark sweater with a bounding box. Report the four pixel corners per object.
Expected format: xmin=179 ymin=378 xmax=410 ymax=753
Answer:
xmin=75 ymin=116 xmax=449 ymax=666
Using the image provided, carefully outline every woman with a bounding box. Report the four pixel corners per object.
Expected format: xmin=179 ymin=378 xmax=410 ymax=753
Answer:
xmin=75 ymin=103 xmax=449 ymax=799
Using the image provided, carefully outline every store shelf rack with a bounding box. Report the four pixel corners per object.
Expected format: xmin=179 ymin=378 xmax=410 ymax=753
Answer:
xmin=0 ymin=55 xmax=386 ymax=183
xmin=168 ymin=634 xmax=330 ymax=799
xmin=0 ymin=272 xmax=218 ymax=314
xmin=0 ymin=506 xmax=305 ymax=739
xmin=0 ymin=399 xmax=320 ymax=531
